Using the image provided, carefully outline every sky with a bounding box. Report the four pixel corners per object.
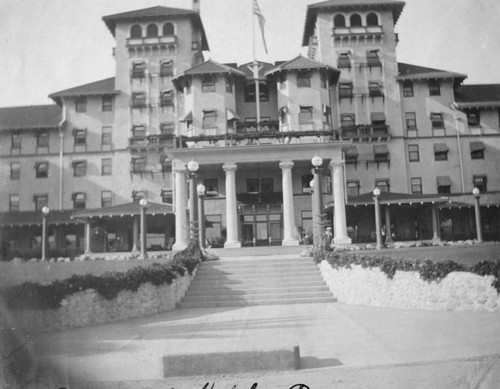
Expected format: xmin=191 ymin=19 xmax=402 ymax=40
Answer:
xmin=0 ymin=0 xmax=499 ymax=107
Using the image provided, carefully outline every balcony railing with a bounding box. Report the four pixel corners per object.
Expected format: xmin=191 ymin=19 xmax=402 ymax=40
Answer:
xmin=341 ymin=124 xmax=390 ymax=141
xmin=237 ymin=192 xmax=283 ymax=205
xmin=127 ymin=35 xmax=178 ymax=47
xmin=236 ymin=120 xmax=280 ymax=134
xmin=332 ymin=26 xmax=383 ymax=38
xmin=128 ymin=134 xmax=176 ymax=152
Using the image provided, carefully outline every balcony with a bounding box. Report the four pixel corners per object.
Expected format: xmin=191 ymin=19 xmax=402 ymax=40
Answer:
xmin=236 ymin=120 xmax=280 ymax=134
xmin=237 ymin=192 xmax=283 ymax=205
xmin=332 ymin=26 xmax=384 ymax=41
xmin=128 ymin=134 xmax=176 ymax=153
xmin=127 ymin=35 xmax=178 ymax=48
xmin=341 ymin=124 xmax=390 ymax=142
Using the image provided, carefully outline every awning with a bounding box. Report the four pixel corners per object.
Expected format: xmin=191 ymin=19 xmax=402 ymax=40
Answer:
xmin=179 ymin=111 xmax=192 ymax=122
xmin=226 ymin=109 xmax=240 ymax=121
xmin=371 ymin=112 xmax=386 ymax=122
xmin=433 ymin=143 xmax=449 ymax=153
xmin=342 ymin=145 xmax=358 ymax=156
xmin=436 ymin=176 xmax=452 ymax=186
xmin=71 ymin=160 xmax=86 ymax=167
xmin=470 ymin=141 xmax=485 ymax=152
xmin=0 ymin=210 xmax=81 ymax=227
xmin=72 ymin=201 xmax=174 ymax=219
xmin=373 ymin=144 xmax=389 ymax=155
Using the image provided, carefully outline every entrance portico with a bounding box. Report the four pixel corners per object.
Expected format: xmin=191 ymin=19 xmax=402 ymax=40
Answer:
xmin=167 ymin=142 xmax=352 ymax=249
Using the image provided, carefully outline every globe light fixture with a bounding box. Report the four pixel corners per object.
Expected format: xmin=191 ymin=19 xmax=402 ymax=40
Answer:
xmin=309 ymin=179 xmax=315 ymax=189
xmin=472 ymin=187 xmax=480 ymax=197
xmin=42 ymin=206 xmax=50 ymax=216
xmin=472 ymin=187 xmax=483 ymax=242
xmin=311 ymin=155 xmax=323 ymax=169
xmin=139 ymin=198 xmax=148 ymax=207
xmin=187 ymin=159 xmax=199 ymax=173
xmin=197 ymin=183 xmax=206 ymax=196
xmin=373 ymin=187 xmax=381 ymax=197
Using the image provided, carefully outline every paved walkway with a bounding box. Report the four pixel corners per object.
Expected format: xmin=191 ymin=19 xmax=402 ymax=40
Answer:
xmin=30 ymin=301 xmax=500 ymax=387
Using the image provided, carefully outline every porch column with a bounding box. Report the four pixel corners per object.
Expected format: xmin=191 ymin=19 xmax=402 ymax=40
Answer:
xmin=384 ymin=206 xmax=393 ymax=243
xmin=330 ymin=161 xmax=351 ymax=245
xmin=223 ymin=163 xmax=241 ymax=248
xmin=84 ymin=220 xmax=92 ymax=254
xmin=132 ymin=215 xmax=139 ymax=252
xmin=172 ymin=166 xmax=189 ymax=251
xmin=432 ymin=206 xmax=440 ymax=241
xmin=280 ymin=161 xmax=299 ymax=246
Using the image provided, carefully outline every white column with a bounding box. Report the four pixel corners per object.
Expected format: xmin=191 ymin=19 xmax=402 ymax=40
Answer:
xmin=223 ymin=163 xmax=241 ymax=248
xmin=280 ymin=161 xmax=299 ymax=246
xmin=172 ymin=167 xmax=189 ymax=251
xmin=84 ymin=220 xmax=92 ymax=254
xmin=132 ymin=215 xmax=139 ymax=252
xmin=431 ymin=206 xmax=440 ymax=242
xmin=330 ymin=161 xmax=352 ymax=245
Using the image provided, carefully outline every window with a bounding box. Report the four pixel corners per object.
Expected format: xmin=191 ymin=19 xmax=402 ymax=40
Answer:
xmin=11 ymin=132 xmax=21 ymax=150
xmin=130 ymin=24 xmax=142 ymax=38
xmin=37 ymin=131 xmax=49 ymax=148
xmin=430 ymin=113 xmax=444 ymax=128
xmin=297 ymin=71 xmax=311 ymax=87
xmin=366 ymin=13 xmax=379 ymax=26
xmin=342 ymin=145 xmax=358 ymax=164
xmin=346 ymin=180 xmax=360 ymax=197
xmin=204 ymin=179 xmax=219 ymax=196
xmin=101 ymin=191 xmax=112 ymax=208
xmin=102 ymin=126 xmax=112 ymax=147
xmin=132 ymin=191 xmax=147 ymax=202
xmin=408 ymin=144 xmax=420 ymax=162
xmin=320 ymin=73 xmax=327 ymax=89
xmin=163 ymin=22 xmax=174 ymax=36
xmin=131 ymin=157 xmax=146 ymax=173
xmin=131 ymin=92 xmax=147 ymax=108
xmin=323 ymin=105 xmax=331 ymax=125
xmin=340 ymin=113 xmax=355 ymax=127
xmin=102 ymin=95 xmax=113 ymax=111
xmin=411 ymin=177 xmax=422 ymax=194
xmin=10 ymin=162 xmax=20 ymax=179
xmin=466 ymin=110 xmax=480 ymax=127
xmin=299 ymin=106 xmax=313 ymax=123
xmin=102 ymin=158 xmax=112 ymax=175
xmin=72 ymin=193 xmax=86 ymax=209
xmin=132 ymin=125 xmax=146 ymax=138
xmin=339 ymin=83 xmax=353 ymax=98
xmin=366 ymin=50 xmax=381 ymax=67
xmin=368 ymin=81 xmax=383 ymax=97
xmin=333 ymin=14 xmax=346 ymax=28
xmin=202 ymin=110 xmax=217 ymax=128
xmin=160 ymin=122 xmax=175 ymax=135
xmin=161 ymin=157 xmax=171 ymax=172
xmin=350 ymin=13 xmax=362 ymax=27
xmin=374 ymin=145 xmax=390 ymax=162
xmin=247 ymin=178 xmax=259 ymax=193
xmin=405 ymin=112 xmax=417 ymax=130
xmin=402 ymin=80 xmax=414 ymax=97
xmin=132 ymin=62 xmax=146 ymax=78
xmin=260 ymin=178 xmax=274 ymax=193
xmin=473 ymin=175 xmax=487 ymax=192
xmin=434 ymin=143 xmax=449 ymax=161
xmin=161 ymin=189 xmax=173 ymax=204
xmin=35 ymin=161 xmax=48 ymax=178
xmin=146 ymin=23 xmax=158 ymax=38
xmin=301 ymin=174 xmax=314 ymax=193
xmin=9 ymin=194 xmax=19 ymax=212
xmin=34 ymin=194 xmax=48 ymax=211
xmin=73 ymin=129 xmax=87 ymax=146
xmin=437 ymin=176 xmax=451 ymax=194
xmin=470 ymin=141 xmax=485 ymax=159
xmin=278 ymin=74 xmax=286 ymax=89
xmin=75 ymin=96 xmax=87 ymax=113
xmin=160 ymin=60 xmax=173 ymax=77
xmin=73 ymin=160 xmax=87 ymax=177
xmin=226 ymin=76 xmax=233 ymax=93
xmin=244 ymin=82 xmax=269 ymax=102
xmin=428 ymin=80 xmax=441 ymax=96
xmin=375 ymin=179 xmax=390 ymax=192
xmin=202 ymin=75 xmax=216 ymax=92
xmin=159 ymin=90 xmax=174 ymax=107
xmin=337 ymin=53 xmax=351 ymax=68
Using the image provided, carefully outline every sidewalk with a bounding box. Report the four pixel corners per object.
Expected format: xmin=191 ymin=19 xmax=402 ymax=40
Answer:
xmin=29 ymin=301 xmax=500 ymax=387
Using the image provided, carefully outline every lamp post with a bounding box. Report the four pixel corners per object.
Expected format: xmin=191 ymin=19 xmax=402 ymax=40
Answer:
xmin=41 ymin=206 xmax=50 ymax=260
xmin=373 ymin=187 xmax=383 ymax=250
xmin=187 ymin=159 xmax=200 ymax=241
xmin=472 ymin=187 xmax=483 ymax=243
xmin=139 ymin=198 xmax=149 ymax=258
xmin=197 ymin=183 xmax=206 ymax=248
xmin=311 ymin=155 xmax=324 ymax=247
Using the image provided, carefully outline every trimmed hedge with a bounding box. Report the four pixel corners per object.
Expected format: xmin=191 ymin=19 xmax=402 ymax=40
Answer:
xmin=1 ymin=241 xmax=209 ymax=311
xmin=317 ymin=251 xmax=500 ymax=293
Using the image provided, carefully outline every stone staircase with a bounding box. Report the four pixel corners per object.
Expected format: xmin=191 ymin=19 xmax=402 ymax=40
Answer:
xmin=177 ymin=250 xmax=336 ymax=308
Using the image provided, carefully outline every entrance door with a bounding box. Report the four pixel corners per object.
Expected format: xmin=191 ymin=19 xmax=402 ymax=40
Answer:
xmin=239 ymin=213 xmax=283 ymax=246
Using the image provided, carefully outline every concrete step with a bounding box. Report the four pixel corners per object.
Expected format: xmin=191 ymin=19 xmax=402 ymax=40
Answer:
xmin=185 ymin=285 xmax=330 ymax=295
xmin=187 ymin=273 xmax=324 ymax=283
xmin=182 ymin=290 xmax=334 ymax=302
xmin=177 ymin=296 xmax=336 ymax=308
xmin=188 ymin=279 xmax=327 ymax=289
xmin=211 ymin=246 xmax=306 ymax=258
xmin=199 ymin=260 xmax=316 ymax=269
xmin=196 ymin=266 xmax=320 ymax=276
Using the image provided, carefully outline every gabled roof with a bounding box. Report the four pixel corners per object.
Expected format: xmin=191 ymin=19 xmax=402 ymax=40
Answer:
xmin=454 ymin=84 xmax=500 ymax=108
xmin=102 ymin=6 xmax=209 ymax=50
xmin=182 ymin=59 xmax=246 ymax=77
xmin=49 ymin=77 xmax=118 ymax=105
xmin=0 ymin=105 xmax=62 ymax=132
xmin=396 ymin=63 xmax=467 ymax=84
xmin=72 ymin=201 xmax=174 ymax=219
xmin=302 ymin=0 xmax=405 ymax=46
xmin=266 ymin=55 xmax=339 ymax=74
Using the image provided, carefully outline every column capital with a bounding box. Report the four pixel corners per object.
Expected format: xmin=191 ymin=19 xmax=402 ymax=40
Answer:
xmin=223 ymin=163 xmax=238 ymax=172
xmin=329 ymin=160 xmax=344 ymax=168
xmin=279 ymin=161 xmax=294 ymax=170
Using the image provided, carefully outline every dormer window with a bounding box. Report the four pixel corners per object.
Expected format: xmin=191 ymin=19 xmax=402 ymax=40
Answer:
xmin=163 ymin=22 xmax=174 ymax=36
xmin=159 ymin=90 xmax=174 ymax=107
xmin=202 ymin=75 xmax=216 ymax=92
xmin=337 ymin=52 xmax=351 ymax=68
xmin=130 ymin=24 xmax=142 ymax=38
xmin=160 ymin=60 xmax=173 ymax=77
xmin=366 ymin=50 xmax=381 ymax=67
xmin=297 ymin=71 xmax=311 ymax=87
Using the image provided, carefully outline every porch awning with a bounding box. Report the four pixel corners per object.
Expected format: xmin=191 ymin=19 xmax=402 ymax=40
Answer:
xmin=71 ymin=201 xmax=174 ymax=219
xmin=339 ymin=192 xmax=451 ymax=207
xmin=436 ymin=176 xmax=452 ymax=186
xmin=470 ymin=141 xmax=485 ymax=152
xmin=373 ymin=144 xmax=389 ymax=155
xmin=226 ymin=109 xmax=240 ymax=121
xmin=434 ymin=143 xmax=449 ymax=153
xmin=371 ymin=112 xmax=386 ymax=122
xmin=0 ymin=210 xmax=81 ymax=227
xmin=179 ymin=111 xmax=192 ymax=122
xmin=342 ymin=145 xmax=358 ymax=156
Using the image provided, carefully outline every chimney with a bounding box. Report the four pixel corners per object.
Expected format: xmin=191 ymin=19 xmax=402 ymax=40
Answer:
xmin=192 ymin=0 xmax=200 ymax=12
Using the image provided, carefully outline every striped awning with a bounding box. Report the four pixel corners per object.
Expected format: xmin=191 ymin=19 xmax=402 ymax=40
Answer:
xmin=179 ymin=111 xmax=192 ymax=122
xmin=373 ymin=144 xmax=389 ymax=155
xmin=436 ymin=176 xmax=452 ymax=186
xmin=434 ymin=143 xmax=449 ymax=152
xmin=371 ymin=112 xmax=386 ymax=122
xmin=470 ymin=141 xmax=485 ymax=152
xmin=342 ymin=145 xmax=358 ymax=156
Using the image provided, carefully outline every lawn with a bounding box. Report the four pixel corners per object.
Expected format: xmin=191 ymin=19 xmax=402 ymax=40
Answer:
xmin=361 ymin=242 xmax=500 ymax=266
xmin=0 ymin=256 xmax=174 ymax=287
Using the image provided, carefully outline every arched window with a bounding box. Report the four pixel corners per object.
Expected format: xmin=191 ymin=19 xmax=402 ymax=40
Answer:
xmin=146 ymin=24 xmax=158 ymax=38
xmin=367 ymin=13 xmax=379 ymax=26
xmin=350 ymin=14 xmax=362 ymax=27
xmin=130 ymin=24 xmax=142 ymax=38
xmin=163 ymin=22 xmax=174 ymax=36
xmin=333 ymin=14 xmax=346 ymax=28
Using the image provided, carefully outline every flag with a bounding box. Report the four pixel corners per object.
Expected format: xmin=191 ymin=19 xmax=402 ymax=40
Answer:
xmin=253 ymin=0 xmax=268 ymax=54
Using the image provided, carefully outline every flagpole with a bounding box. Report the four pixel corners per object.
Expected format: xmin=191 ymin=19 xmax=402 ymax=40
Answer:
xmin=252 ymin=0 xmax=261 ymax=131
